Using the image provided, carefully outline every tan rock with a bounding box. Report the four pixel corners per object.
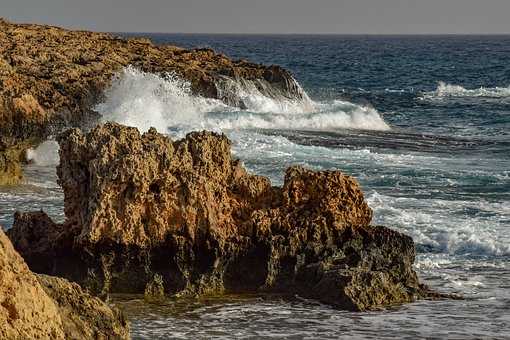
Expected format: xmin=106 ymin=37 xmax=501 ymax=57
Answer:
xmin=9 ymin=123 xmax=433 ymax=310
xmin=0 ymin=228 xmax=65 ymax=339
xmin=1 ymin=228 xmax=130 ymax=339
xmin=38 ymin=275 xmax=130 ymax=340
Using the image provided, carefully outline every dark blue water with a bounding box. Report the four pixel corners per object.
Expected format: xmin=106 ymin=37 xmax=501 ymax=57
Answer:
xmin=2 ymin=34 xmax=510 ymax=338
xmin=145 ymin=34 xmax=510 ymax=138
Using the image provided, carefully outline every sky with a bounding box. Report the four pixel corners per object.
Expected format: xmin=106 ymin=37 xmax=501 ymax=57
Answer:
xmin=2 ymin=0 xmax=510 ymax=34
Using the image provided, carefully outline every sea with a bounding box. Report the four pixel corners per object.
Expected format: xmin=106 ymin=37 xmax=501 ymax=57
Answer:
xmin=1 ymin=34 xmax=510 ymax=339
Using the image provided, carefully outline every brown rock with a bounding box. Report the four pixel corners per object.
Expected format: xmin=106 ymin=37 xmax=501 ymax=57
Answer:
xmin=38 ymin=274 xmax=130 ymax=340
xmin=0 ymin=227 xmax=130 ymax=339
xmin=10 ymin=122 xmax=431 ymax=310
xmin=0 ymin=228 xmax=65 ymax=339
xmin=0 ymin=140 xmax=25 ymax=185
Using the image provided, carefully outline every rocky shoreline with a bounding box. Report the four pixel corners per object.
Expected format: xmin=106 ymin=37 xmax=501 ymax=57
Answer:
xmin=8 ymin=123 xmax=440 ymax=312
xmin=1 ymin=19 xmax=452 ymax=339
xmin=0 ymin=18 xmax=306 ymax=185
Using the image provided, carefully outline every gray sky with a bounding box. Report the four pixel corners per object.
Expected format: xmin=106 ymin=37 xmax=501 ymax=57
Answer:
xmin=2 ymin=0 xmax=510 ymax=34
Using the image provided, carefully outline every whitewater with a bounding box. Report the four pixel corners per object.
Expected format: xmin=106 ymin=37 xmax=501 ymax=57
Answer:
xmin=1 ymin=34 xmax=510 ymax=339
xmin=96 ymin=66 xmax=390 ymax=135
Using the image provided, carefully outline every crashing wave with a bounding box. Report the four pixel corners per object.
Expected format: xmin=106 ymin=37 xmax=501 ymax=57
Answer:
xmin=26 ymin=140 xmax=60 ymax=166
xmin=214 ymin=75 xmax=315 ymax=113
xmin=422 ymin=81 xmax=510 ymax=99
xmin=367 ymin=191 xmax=510 ymax=257
xmin=95 ymin=66 xmax=227 ymax=133
xmin=96 ymin=66 xmax=390 ymax=133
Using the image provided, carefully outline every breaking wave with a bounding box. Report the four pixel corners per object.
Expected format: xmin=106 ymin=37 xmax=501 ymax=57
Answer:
xmin=96 ymin=66 xmax=390 ymax=133
xmin=26 ymin=140 xmax=60 ymax=166
xmin=367 ymin=191 xmax=510 ymax=257
xmin=422 ymin=81 xmax=510 ymax=99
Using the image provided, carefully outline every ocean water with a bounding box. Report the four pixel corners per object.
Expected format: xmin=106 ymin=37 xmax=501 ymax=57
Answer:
xmin=2 ymin=35 xmax=510 ymax=338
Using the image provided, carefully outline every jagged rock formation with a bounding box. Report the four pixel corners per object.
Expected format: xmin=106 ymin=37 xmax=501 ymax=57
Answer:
xmin=9 ymin=122 xmax=433 ymax=311
xmin=0 ymin=18 xmax=305 ymax=184
xmin=0 ymin=228 xmax=129 ymax=339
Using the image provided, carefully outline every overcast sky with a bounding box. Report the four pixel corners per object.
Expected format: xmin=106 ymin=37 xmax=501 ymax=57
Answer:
xmin=2 ymin=0 xmax=510 ymax=34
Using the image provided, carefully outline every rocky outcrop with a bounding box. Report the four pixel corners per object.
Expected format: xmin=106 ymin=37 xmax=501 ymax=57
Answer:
xmin=0 ymin=228 xmax=64 ymax=339
xmin=0 ymin=227 xmax=129 ymax=339
xmin=37 ymin=275 xmax=130 ymax=340
xmin=0 ymin=18 xmax=305 ymax=184
xmin=9 ymin=122 xmax=434 ymax=311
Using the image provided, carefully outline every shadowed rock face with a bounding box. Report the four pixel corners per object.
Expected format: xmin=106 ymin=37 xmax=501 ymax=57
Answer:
xmin=9 ymin=122 xmax=429 ymax=311
xmin=0 ymin=18 xmax=305 ymax=184
xmin=0 ymin=228 xmax=129 ymax=339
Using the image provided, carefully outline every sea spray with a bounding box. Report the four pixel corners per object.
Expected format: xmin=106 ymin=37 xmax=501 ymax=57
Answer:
xmin=96 ymin=66 xmax=390 ymax=133
xmin=95 ymin=66 xmax=227 ymax=133
xmin=214 ymin=75 xmax=315 ymax=113
xmin=26 ymin=140 xmax=60 ymax=166
xmin=421 ymin=81 xmax=510 ymax=99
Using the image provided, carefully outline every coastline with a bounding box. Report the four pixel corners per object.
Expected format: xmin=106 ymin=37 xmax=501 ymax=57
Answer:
xmin=0 ymin=18 xmax=305 ymax=185
xmin=0 ymin=19 xmax=488 ymax=340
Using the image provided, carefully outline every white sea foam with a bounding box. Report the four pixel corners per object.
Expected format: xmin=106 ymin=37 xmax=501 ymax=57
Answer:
xmin=367 ymin=191 xmax=510 ymax=257
xmin=26 ymin=140 xmax=60 ymax=166
xmin=214 ymin=75 xmax=315 ymax=114
xmin=95 ymin=66 xmax=228 ymax=133
xmin=422 ymin=81 xmax=510 ymax=99
xmin=96 ymin=66 xmax=390 ymax=133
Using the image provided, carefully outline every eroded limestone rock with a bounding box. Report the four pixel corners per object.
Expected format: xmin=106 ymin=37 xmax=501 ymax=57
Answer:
xmin=9 ymin=122 xmax=430 ymax=311
xmin=0 ymin=228 xmax=130 ymax=339
xmin=0 ymin=228 xmax=65 ymax=339
xmin=38 ymin=275 xmax=130 ymax=340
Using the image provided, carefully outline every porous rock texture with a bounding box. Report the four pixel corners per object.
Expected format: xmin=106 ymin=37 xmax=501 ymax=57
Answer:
xmin=0 ymin=18 xmax=305 ymax=184
xmin=9 ymin=122 xmax=430 ymax=311
xmin=0 ymin=228 xmax=129 ymax=339
xmin=37 ymin=274 xmax=130 ymax=340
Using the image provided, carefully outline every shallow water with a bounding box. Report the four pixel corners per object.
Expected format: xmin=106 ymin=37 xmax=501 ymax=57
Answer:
xmin=117 ymin=295 xmax=510 ymax=339
xmin=2 ymin=34 xmax=510 ymax=338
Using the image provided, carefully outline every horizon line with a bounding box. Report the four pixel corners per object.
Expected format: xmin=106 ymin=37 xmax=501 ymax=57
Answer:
xmin=116 ymin=31 xmax=510 ymax=36
xmin=4 ymin=18 xmax=510 ymax=36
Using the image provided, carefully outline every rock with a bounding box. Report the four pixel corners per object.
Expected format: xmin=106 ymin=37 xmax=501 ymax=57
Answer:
xmin=0 ymin=139 xmax=25 ymax=185
xmin=0 ymin=18 xmax=305 ymax=184
xmin=0 ymin=227 xmax=130 ymax=339
xmin=9 ymin=122 xmax=432 ymax=311
xmin=7 ymin=210 xmax=82 ymax=281
xmin=0 ymin=227 xmax=65 ymax=339
xmin=144 ymin=274 xmax=166 ymax=303
xmin=37 ymin=274 xmax=130 ymax=340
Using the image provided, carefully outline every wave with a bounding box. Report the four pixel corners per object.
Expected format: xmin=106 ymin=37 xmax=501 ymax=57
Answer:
xmin=95 ymin=66 xmax=228 ymax=133
xmin=422 ymin=81 xmax=510 ymax=99
xmin=26 ymin=140 xmax=60 ymax=166
xmin=96 ymin=66 xmax=390 ymax=134
xmin=367 ymin=191 xmax=510 ymax=257
xmin=214 ymin=74 xmax=315 ymax=113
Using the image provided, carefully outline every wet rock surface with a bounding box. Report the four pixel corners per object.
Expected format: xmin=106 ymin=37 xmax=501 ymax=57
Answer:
xmin=0 ymin=18 xmax=304 ymax=184
xmin=0 ymin=228 xmax=129 ymax=339
xmin=9 ymin=122 xmax=432 ymax=311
